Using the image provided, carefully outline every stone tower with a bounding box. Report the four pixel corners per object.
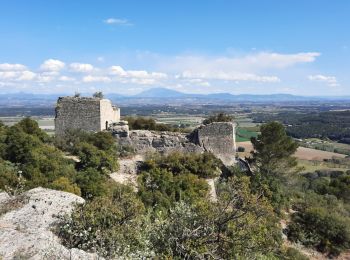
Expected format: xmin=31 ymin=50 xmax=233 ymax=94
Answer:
xmin=55 ymin=96 xmax=120 ymax=136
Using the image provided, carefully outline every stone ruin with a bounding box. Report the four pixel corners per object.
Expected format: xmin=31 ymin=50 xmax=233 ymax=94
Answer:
xmin=55 ymin=96 xmax=120 ymax=136
xmin=55 ymin=96 xmax=236 ymax=165
xmin=115 ymin=122 xmax=236 ymax=166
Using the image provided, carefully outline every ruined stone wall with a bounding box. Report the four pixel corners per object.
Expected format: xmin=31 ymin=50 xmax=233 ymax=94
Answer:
xmin=116 ymin=122 xmax=236 ymax=166
xmin=99 ymin=99 xmax=120 ymax=130
xmin=55 ymin=97 xmax=122 ymax=136
xmin=55 ymin=97 xmax=102 ymax=136
xmin=194 ymin=122 xmax=236 ymax=165
xmin=123 ymin=130 xmax=204 ymax=154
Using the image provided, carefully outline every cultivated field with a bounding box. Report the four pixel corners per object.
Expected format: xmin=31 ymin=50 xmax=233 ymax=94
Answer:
xmin=237 ymin=141 xmax=347 ymax=161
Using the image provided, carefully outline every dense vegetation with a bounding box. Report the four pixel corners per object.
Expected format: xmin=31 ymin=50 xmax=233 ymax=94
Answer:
xmin=54 ymin=121 xmax=314 ymax=258
xmin=0 ymin=119 xmax=119 ymax=198
xmin=123 ymin=116 xmax=189 ymax=132
xmin=1 ymin=117 xmax=350 ymax=258
xmin=287 ymin=189 xmax=350 ymax=256
xmin=252 ymin=110 xmax=350 ymax=143
xmin=245 ymin=121 xmax=350 ymax=257
xmin=202 ymin=112 xmax=233 ymax=125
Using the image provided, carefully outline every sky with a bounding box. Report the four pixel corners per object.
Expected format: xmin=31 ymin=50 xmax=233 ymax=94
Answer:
xmin=0 ymin=0 xmax=349 ymax=96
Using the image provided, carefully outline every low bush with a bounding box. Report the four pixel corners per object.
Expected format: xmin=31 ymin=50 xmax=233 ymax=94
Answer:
xmin=287 ymin=202 xmax=350 ymax=256
xmin=56 ymin=184 xmax=151 ymax=258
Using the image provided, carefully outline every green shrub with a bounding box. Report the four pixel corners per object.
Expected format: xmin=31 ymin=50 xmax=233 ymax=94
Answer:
xmin=50 ymin=177 xmax=81 ymax=196
xmin=203 ymin=112 xmax=233 ymax=125
xmin=142 ymin=152 xmax=223 ymax=178
xmin=287 ymin=206 xmax=350 ymax=256
xmin=75 ymin=168 xmax=107 ymax=199
xmin=56 ymin=184 xmax=151 ymax=258
xmin=137 ymin=168 xmax=209 ymax=211
xmin=279 ymin=247 xmax=309 ymax=260
xmin=149 ymin=177 xmax=281 ymax=259
xmin=124 ymin=116 xmax=175 ymax=131
xmin=237 ymin=146 xmax=245 ymax=152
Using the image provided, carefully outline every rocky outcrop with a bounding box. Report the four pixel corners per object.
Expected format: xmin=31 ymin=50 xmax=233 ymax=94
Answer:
xmin=116 ymin=122 xmax=236 ymax=166
xmin=0 ymin=188 xmax=100 ymax=260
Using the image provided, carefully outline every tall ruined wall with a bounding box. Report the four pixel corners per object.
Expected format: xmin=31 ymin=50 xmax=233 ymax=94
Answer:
xmin=193 ymin=122 xmax=236 ymax=165
xmin=55 ymin=97 xmax=102 ymax=136
xmin=99 ymin=99 xmax=120 ymax=130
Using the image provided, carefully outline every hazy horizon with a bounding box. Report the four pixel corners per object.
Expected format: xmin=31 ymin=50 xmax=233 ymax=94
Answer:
xmin=1 ymin=87 xmax=350 ymax=98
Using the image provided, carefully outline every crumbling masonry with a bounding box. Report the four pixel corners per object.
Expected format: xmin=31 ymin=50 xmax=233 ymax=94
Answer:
xmin=55 ymin=96 xmax=120 ymax=136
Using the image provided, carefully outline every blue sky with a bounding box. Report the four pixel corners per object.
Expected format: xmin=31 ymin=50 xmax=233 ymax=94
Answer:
xmin=0 ymin=0 xmax=349 ymax=95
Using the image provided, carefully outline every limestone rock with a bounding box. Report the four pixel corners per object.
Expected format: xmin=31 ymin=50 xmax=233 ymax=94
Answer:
xmin=0 ymin=187 xmax=100 ymax=260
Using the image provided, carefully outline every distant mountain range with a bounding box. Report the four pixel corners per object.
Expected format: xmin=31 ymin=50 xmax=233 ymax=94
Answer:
xmin=1 ymin=88 xmax=350 ymax=107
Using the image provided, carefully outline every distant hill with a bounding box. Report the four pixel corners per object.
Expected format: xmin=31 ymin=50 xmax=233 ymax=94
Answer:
xmin=1 ymin=88 xmax=350 ymax=107
xmin=133 ymin=88 xmax=187 ymax=98
xmin=128 ymin=88 xmax=349 ymax=102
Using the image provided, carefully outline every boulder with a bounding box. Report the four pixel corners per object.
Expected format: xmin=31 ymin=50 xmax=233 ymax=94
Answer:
xmin=0 ymin=187 xmax=100 ymax=260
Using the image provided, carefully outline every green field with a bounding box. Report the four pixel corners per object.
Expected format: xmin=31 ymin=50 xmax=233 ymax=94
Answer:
xmin=235 ymin=124 xmax=260 ymax=142
xmin=0 ymin=116 xmax=55 ymax=133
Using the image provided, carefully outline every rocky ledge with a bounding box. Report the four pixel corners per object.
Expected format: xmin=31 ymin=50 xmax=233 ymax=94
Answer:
xmin=0 ymin=187 xmax=99 ymax=260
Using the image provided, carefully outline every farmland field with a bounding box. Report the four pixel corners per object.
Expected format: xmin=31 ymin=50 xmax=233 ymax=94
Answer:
xmin=237 ymin=141 xmax=347 ymax=161
xmin=0 ymin=117 xmax=55 ymax=134
xmin=236 ymin=127 xmax=259 ymax=142
xmin=236 ymin=141 xmax=349 ymax=173
xmin=297 ymin=138 xmax=350 ymax=155
xmin=154 ymin=115 xmax=204 ymax=129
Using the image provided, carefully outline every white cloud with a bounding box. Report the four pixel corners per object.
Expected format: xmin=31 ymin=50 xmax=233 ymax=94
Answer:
xmin=69 ymin=63 xmax=94 ymax=73
xmin=109 ymin=65 xmax=167 ymax=85
xmin=129 ymin=78 xmax=157 ymax=85
xmin=238 ymin=52 xmax=320 ymax=69
xmin=82 ymin=75 xmax=111 ymax=83
xmin=110 ymin=66 xmax=128 ymax=77
xmin=128 ymin=70 xmax=167 ymax=79
xmin=17 ymin=71 xmax=36 ymax=81
xmin=41 ymin=71 xmax=60 ymax=76
xmin=103 ymin=18 xmax=132 ymax=26
xmin=308 ymin=74 xmax=339 ymax=87
xmin=181 ymin=70 xmax=280 ymax=83
xmin=186 ymin=78 xmax=211 ymax=87
xmin=0 ymin=71 xmax=17 ymax=79
xmin=0 ymin=63 xmax=27 ymax=71
xmin=59 ymin=76 xmax=75 ymax=81
xmin=161 ymin=52 xmax=320 ymax=84
xmin=40 ymin=59 xmax=65 ymax=71
xmin=37 ymin=74 xmax=55 ymax=83
xmin=0 ymin=70 xmax=36 ymax=81
xmin=0 ymin=50 xmax=336 ymax=95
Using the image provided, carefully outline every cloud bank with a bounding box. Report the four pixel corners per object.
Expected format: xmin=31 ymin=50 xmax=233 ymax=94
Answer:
xmin=0 ymin=51 xmax=338 ymax=94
